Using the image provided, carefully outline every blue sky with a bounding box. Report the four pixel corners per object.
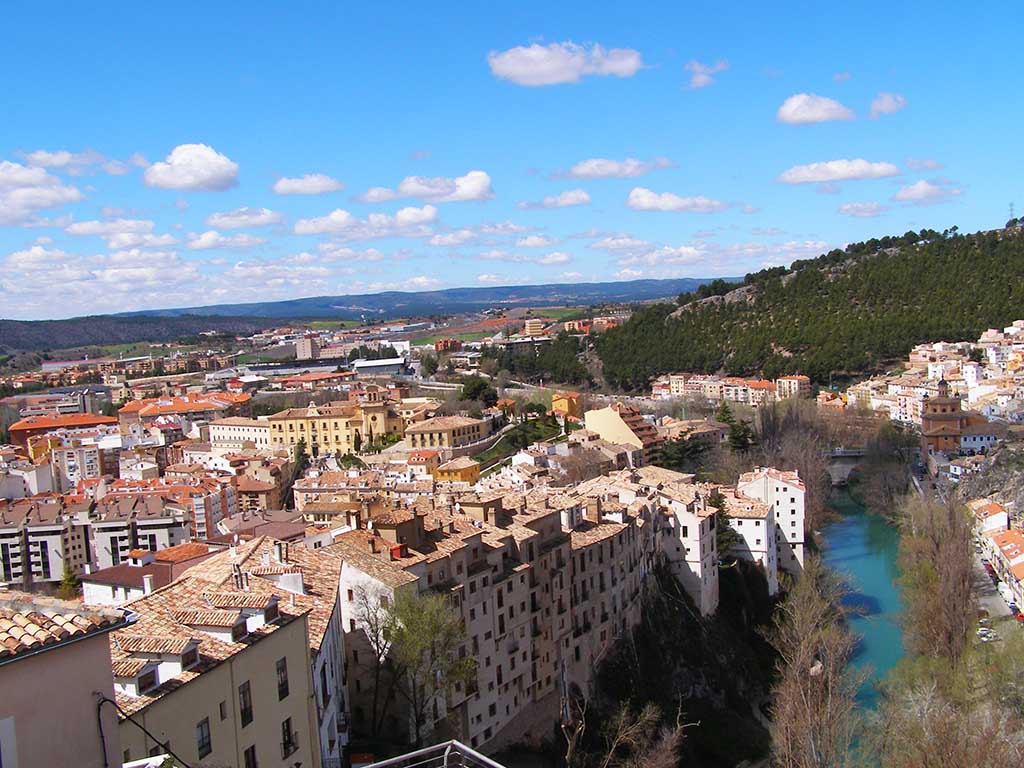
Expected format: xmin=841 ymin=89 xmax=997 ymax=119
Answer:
xmin=1 ymin=1 xmax=1019 ymax=319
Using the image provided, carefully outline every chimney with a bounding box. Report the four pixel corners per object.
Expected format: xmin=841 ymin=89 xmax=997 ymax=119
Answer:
xmin=369 ymin=537 xmax=378 ymax=554
xmin=142 ymin=574 xmax=154 ymax=594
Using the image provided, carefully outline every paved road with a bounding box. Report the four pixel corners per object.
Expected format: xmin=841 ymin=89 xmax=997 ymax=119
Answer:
xmin=973 ymin=548 xmax=1011 ymax=620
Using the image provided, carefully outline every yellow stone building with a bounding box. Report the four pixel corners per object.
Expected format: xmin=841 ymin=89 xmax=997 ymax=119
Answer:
xmin=434 ymin=456 xmax=481 ymax=484
xmin=268 ymin=399 xmax=404 ymax=456
xmin=551 ymin=391 xmax=582 ymax=420
xmin=403 ymin=415 xmax=490 ymax=450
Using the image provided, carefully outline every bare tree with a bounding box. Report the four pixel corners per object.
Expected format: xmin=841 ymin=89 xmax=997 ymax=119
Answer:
xmin=352 ymin=584 xmax=402 ymax=738
xmin=767 ymin=556 xmax=864 ymax=768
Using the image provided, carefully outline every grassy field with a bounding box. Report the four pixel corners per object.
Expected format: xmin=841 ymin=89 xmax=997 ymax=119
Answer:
xmin=474 ymin=417 xmax=562 ymax=468
xmin=521 ymin=306 xmax=589 ymax=320
xmin=414 ymin=331 xmax=492 ymax=346
xmin=306 ymin=319 xmax=363 ymax=330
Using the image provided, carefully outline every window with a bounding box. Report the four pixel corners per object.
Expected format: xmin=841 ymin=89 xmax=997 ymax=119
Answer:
xmin=276 ymin=657 xmax=290 ymax=700
xmin=239 ymin=680 xmax=253 ymax=726
xmin=244 ymin=745 xmax=258 ymax=768
xmin=281 ymin=717 xmax=297 ymax=758
xmin=181 ymin=648 xmax=199 ymax=669
xmin=138 ymin=670 xmax=158 ymax=693
xmin=196 ymin=717 xmax=212 ymax=758
xmin=219 ymin=701 xmax=227 ymax=720
xmin=231 ymin=622 xmax=246 ymax=642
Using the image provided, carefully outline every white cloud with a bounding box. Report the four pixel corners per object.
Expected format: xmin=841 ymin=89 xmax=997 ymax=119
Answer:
xmin=516 ymin=234 xmax=557 ymax=248
xmin=626 ymin=187 xmax=729 ymax=213
xmin=428 ymin=229 xmax=476 ymax=247
xmin=477 ymin=273 xmax=504 ymax=284
xmin=294 ymin=205 xmax=438 ymax=240
xmin=359 ymin=171 xmax=493 ymax=204
xmin=66 ymin=218 xmax=154 ymax=236
xmin=536 ymin=251 xmax=571 ymax=265
xmin=560 ymin=157 xmax=671 ymax=179
xmin=776 ymin=93 xmax=855 ymax=124
xmin=488 ymin=41 xmax=643 ymax=86
xmin=590 ymin=235 xmax=650 ymax=251
xmin=557 ymin=271 xmax=583 ymax=280
xmin=619 ymin=245 xmax=704 ymax=267
xmin=751 ymin=228 xmax=784 ymax=236
xmin=870 ymin=92 xmax=907 ymax=118
xmin=205 ymin=207 xmax=283 ymax=229
xmin=143 ymin=144 xmax=238 ymax=191
xmin=892 ymin=179 xmax=961 ymax=204
xmin=186 ymin=231 xmax=266 ymax=250
xmin=906 ymin=157 xmax=942 ymax=171
xmin=107 ymin=233 xmax=178 ymax=249
xmin=615 ymin=268 xmax=643 ymax=279
xmin=0 ymin=161 xmax=83 ymax=225
xmin=777 ymin=158 xmax=900 ymax=184
xmin=517 ymin=188 xmax=591 ymax=209
xmin=477 ymin=221 xmax=532 ymax=235
xmin=272 ymin=173 xmax=344 ymax=195
xmin=838 ymin=202 xmax=887 ymax=218
xmin=479 ymin=249 xmax=572 ymax=266
xmin=684 ymin=59 xmax=728 ymax=89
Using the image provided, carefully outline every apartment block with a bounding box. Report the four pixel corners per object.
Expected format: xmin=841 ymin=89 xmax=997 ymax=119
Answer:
xmin=737 ymin=466 xmax=806 ymax=573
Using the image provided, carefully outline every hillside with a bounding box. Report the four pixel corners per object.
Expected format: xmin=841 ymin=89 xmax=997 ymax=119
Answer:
xmin=596 ymin=226 xmax=1024 ymax=390
xmin=0 ymin=315 xmax=276 ymax=353
xmin=114 ymin=278 xmax=726 ymax=319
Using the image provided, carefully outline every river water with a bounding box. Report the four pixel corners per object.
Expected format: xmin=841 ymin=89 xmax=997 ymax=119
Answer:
xmin=820 ymin=488 xmax=906 ymax=708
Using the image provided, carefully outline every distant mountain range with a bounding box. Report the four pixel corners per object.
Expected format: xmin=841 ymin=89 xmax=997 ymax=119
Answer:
xmin=1 ymin=277 xmax=726 ymax=352
xmin=116 ymin=278 xmax=731 ymax=319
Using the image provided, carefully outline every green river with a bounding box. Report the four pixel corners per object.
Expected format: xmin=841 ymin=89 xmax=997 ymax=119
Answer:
xmin=820 ymin=488 xmax=906 ymax=708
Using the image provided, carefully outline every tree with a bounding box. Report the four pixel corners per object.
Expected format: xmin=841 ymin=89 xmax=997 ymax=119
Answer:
xmin=58 ymin=564 xmax=80 ymax=599
xmin=768 ymin=556 xmax=864 ymax=768
xmin=388 ymin=591 xmax=477 ymax=747
xmin=708 ymin=489 xmax=740 ymax=563
xmin=351 ymin=584 xmax=402 ymax=738
xmin=728 ymin=419 xmax=755 ymax=453
xmin=420 ymin=353 xmax=439 ymax=377
xmin=459 ymin=375 xmax=498 ymax=408
xmin=353 ymin=432 xmax=362 ymax=453
xmin=294 ymin=438 xmax=310 ymax=472
xmin=716 ymin=401 xmax=735 ymax=425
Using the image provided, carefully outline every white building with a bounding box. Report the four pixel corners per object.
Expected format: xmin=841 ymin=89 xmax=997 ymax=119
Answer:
xmin=720 ymin=488 xmax=778 ymax=595
xmin=737 ymin=466 xmax=805 ymax=574
xmin=208 ymin=417 xmax=272 ymax=451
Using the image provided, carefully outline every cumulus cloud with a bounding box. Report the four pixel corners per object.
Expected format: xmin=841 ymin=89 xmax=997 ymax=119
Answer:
xmin=517 ymin=188 xmax=591 ymax=209
xmin=428 ymin=229 xmax=476 ymax=247
xmin=272 ymin=174 xmax=344 ymax=195
xmin=776 ymin=93 xmax=855 ymax=124
xmin=477 ymin=221 xmax=533 ymax=235
xmin=358 ymin=171 xmax=493 ymax=204
xmin=64 ymin=218 xmax=179 ymax=249
xmin=684 ymin=59 xmax=728 ymax=88
xmin=559 ymin=157 xmax=671 ymax=179
xmin=479 ymin=249 xmax=573 ymax=266
xmin=838 ymin=202 xmax=887 ymax=217
xmin=626 ymin=187 xmax=729 ymax=213
xmin=777 ymin=158 xmax=900 ymax=184
xmin=619 ymin=245 xmax=704 ymax=267
xmin=906 ymin=157 xmax=942 ymax=171
xmin=143 ymin=144 xmax=238 ymax=191
xmin=477 ymin=273 xmax=504 ymax=284
xmin=516 ymin=234 xmax=557 ymax=248
xmin=186 ymin=231 xmax=266 ymax=250
xmin=870 ymin=92 xmax=907 ymax=118
xmin=0 ymin=161 xmax=83 ymax=225
xmin=615 ymin=268 xmax=643 ymax=279
xmin=205 ymin=207 xmax=283 ymax=229
xmin=892 ymin=179 xmax=962 ymax=204
xmin=487 ymin=41 xmax=643 ymax=86
xmin=590 ymin=235 xmax=650 ymax=251
xmin=294 ymin=205 xmax=438 ymax=240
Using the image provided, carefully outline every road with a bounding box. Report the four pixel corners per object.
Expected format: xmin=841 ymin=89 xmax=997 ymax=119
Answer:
xmin=972 ymin=548 xmax=1011 ymax=620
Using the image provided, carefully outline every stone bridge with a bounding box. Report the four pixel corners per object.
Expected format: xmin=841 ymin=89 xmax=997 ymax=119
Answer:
xmin=827 ymin=448 xmax=865 ymax=485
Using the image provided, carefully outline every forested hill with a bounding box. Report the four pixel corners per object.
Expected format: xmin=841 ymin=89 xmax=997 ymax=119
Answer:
xmin=596 ymin=226 xmax=1024 ymax=390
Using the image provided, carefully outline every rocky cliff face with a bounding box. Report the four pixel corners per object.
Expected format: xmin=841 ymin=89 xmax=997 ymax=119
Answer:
xmin=580 ymin=561 xmax=776 ymax=767
xmin=958 ymin=444 xmax=1024 ymax=522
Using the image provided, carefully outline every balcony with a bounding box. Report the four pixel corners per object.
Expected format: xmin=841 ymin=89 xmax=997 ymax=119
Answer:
xmin=363 ymin=740 xmax=508 ymax=768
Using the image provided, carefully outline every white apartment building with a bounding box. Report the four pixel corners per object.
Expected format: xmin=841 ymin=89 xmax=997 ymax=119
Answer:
xmin=719 ymin=487 xmax=778 ymax=595
xmin=208 ymin=417 xmax=273 ymax=451
xmin=738 ymin=467 xmax=805 ymax=573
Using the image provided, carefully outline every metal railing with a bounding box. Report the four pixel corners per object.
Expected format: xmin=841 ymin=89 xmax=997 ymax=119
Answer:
xmin=364 ymin=740 xmax=508 ymax=768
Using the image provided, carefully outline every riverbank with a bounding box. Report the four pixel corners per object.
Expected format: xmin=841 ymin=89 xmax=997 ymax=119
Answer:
xmin=820 ymin=488 xmax=907 ymax=708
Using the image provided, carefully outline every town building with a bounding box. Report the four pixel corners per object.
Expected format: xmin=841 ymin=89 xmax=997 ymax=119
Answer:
xmin=522 ymin=318 xmax=545 ymax=336
xmin=435 ymin=457 xmax=482 ymax=485
xmin=0 ymin=592 xmax=132 ymax=768
xmin=551 ymin=391 xmax=582 ymax=420
xmin=583 ymin=403 xmax=661 ymax=465
xmin=296 ymin=335 xmax=322 ymax=360
xmin=737 ymin=467 xmax=806 ymax=573
xmin=718 ymin=487 xmax=778 ymax=595
xmin=269 ymin=399 xmax=405 ymax=457
xmin=208 ymin=417 xmax=272 ymax=451
xmin=775 ymin=375 xmax=812 ymax=399
xmin=7 ymin=413 xmax=119 ymax=451
xmin=404 ymin=416 xmax=491 ymax=452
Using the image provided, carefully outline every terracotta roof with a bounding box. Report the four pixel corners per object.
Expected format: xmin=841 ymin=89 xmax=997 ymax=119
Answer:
xmin=9 ymin=413 xmax=119 ymax=433
xmin=437 ymin=457 xmax=480 ymax=471
xmin=0 ymin=591 xmax=129 ymax=663
xmin=171 ymin=609 xmax=243 ymax=628
xmin=115 ymin=634 xmax=196 ymax=656
xmin=112 ymin=658 xmax=153 ymax=678
xmin=82 ymin=562 xmax=174 ymax=590
xmin=154 ymin=542 xmax=213 ymax=563
xmin=404 ymin=416 xmax=484 ymax=433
